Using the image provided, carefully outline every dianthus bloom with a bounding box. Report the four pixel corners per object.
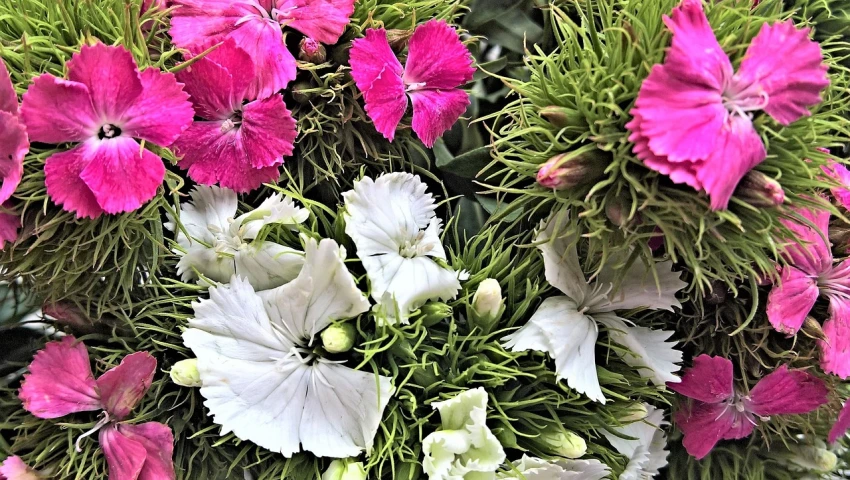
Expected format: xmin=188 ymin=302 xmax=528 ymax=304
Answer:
xmin=627 ymin=0 xmax=828 ymax=210
xmin=669 ymin=355 xmax=828 ymax=459
xmin=173 ymin=40 xmax=297 ymax=191
xmin=0 ymin=456 xmax=38 ymax=480
xmin=0 ymin=58 xmax=27 ymax=208
xmin=349 ymin=20 xmax=475 ymax=147
xmin=170 ymin=0 xmax=356 ymax=98
xmin=20 ymin=43 xmax=193 ymax=218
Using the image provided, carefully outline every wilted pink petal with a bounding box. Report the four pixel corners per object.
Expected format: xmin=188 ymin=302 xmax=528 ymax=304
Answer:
xmin=349 ymin=28 xmax=404 ymax=93
xmin=274 ymin=0 xmax=356 ymax=44
xmin=668 ymin=354 xmax=733 ymax=404
xmin=409 ymin=88 xmax=469 ymax=148
xmin=766 ymin=266 xmax=819 ymax=335
xmin=746 ymin=365 xmax=829 ymax=416
xmin=20 ymin=75 xmax=99 ymax=144
xmin=675 ymin=401 xmax=748 ymax=460
xmin=403 ymin=19 xmax=475 ymax=89
xmin=121 ymin=69 xmax=194 ymax=146
xmin=360 ymin=68 xmax=407 ymax=142
xmin=820 ymin=300 xmax=850 ymax=378
xmin=829 ymin=401 xmax=850 ymax=443
xmin=0 ymin=456 xmax=39 ymax=480
xmin=118 ymin=423 xmax=176 ymax=480
xmin=0 ymin=112 xmax=27 ymax=205
xmin=0 ymin=208 xmax=18 ymax=249
xmin=18 ymin=336 xmax=102 ymax=418
xmin=779 ymin=206 xmax=832 ymax=275
xmin=43 ymin=145 xmax=105 ymax=219
xmin=736 ymin=21 xmax=829 ymax=126
xmin=97 ymin=352 xmax=157 ymax=420
xmin=100 ymin=424 xmax=147 ymax=480
xmin=67 ymin=44 xmax=144 ymax=122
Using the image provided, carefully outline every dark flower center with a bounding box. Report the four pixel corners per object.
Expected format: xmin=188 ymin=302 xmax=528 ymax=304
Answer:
xmin=98 ymin=124 xmax=122 ymax=139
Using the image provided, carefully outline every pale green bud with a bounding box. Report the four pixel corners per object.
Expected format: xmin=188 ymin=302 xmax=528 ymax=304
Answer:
xmin=321 ymin=459 xmax=367 ymax=480
xmin=783 ymin=445 xmax=838 ymax=473
xmin=537 ymin=427 xmax=587 ymax=459
xmin=619 ymin=403 xmax=649 ymax=423
xmin=170 ymin=359 xmax=201 ymax=387
xmin=321 ymin=323 xmax=356 ymax=353
xmin=469 ymin=279 xmax=504 ymax=334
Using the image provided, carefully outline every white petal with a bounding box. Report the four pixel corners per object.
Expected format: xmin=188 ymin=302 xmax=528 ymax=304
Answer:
xmin=176 ymin=245 xmax=236 ymax=284
xmin=259 ymin=236 xmax=370 ymax=343
xmin=536 ymin=210 xmax=590 ymax=305
xmin=502 ymin=297 xmax=605 ymax=403
xmin=300 ymin=362 xmax=394 ymax=458
xmin=234 ymin=242 xmax=305 ymax=291
xmin=499 ymin=455 xmax=611 ymax=480
xmin=236 ymin=193 xmax=310 ymax=240
xmin=166 ymin=185 xmax=238 ymax=248
xmin=596 ymin=314 xmax=682 ymax=386
xmin=602 ymin=404 xmax=669 ymax=479
xmin=368 ymin=254 xmax=462 ymax=324
xmin=595 ymin=258 xmax=685 ymax=313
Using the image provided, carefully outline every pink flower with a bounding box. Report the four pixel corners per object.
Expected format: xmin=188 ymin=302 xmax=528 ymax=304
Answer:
xmin=173 ymin=40 xmax=297 ymax=192
xmin=819 ymin=147 xmax=850 ymax=211
xmin=169 ymin=0 xmax=356 ymax=99
xmin=0 ymin=456 xmax=39 ymax=480
xmin=20 ymin=43 xmax=193 ymax=219
xmin=0 ymin=58 xmax=28 ymax=208
xmin=349 ymin=20 xmax=475 ymax=148
xmin=0 ymin=202 xmax=20 ymax=249
xmin=669 ymin=355 xmax=828 ymax=459
xmin=829 ymin=400 xmax=850 ymax=443
xmin=18 ymin=336 xmax=175 ymax=480
xmin=627 ymin=0 xmax=828 ymax=210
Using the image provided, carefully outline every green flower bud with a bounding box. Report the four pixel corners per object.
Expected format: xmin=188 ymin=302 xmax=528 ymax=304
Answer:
xmin=170 ymin=359 xmax=201 ymax=387
xmin=538 ymin=106 xmax=586 ymax=129
xmin=780 ymin=445 xmax=838 ymax=473
xmin=321 ymin=459 xmax=367 ymax=480
xmin=321 ymin=323 xmax=356 ymax=353
xmin=537 ymin=150 xmax=608 ymax=190
xmin=535 ymin=427 xmax=587 ymax=459
xmin=734 ymin=170 xmax=785 ymax=208
xmin=619 ymin=403 xmax=648 ymax=423
xmin=417 ymin=302 xmax=453 ymax=327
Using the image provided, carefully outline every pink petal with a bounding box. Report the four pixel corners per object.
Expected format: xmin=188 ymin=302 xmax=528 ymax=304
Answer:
xmin=829 ymin=401 xmax=850 ymax=443
xmin=240 ymin=95 xmax=297 ymax=168
xmin=121 ymin=69 xmax=194 ymax=146
xmin=820 ymin=300 xmax=850 ymax=378
xmin=0 ymin=456 xmax=38 ymax=480
xmin=409 ymin=88 xmax=469 ymax=148
xmin=779 ymin=205 xmax=832 ymax=274
xmin=99 ymin=424 xmax=147 ymax=480
xmin=78 ymin=137 xmax=165 ymax=215
xmin=228 ymin=18 xmax=296 ymax=98
xmin=737 ymin=21 xmax=829 ymax=126
xmin=667 ymin=354 xmax=733 ymax=404
xmin=663 ymin=0 xmax=734 ymax=91
xmin=19 ymin=75 xmax=98 ymax=144
xmin=822 ymin=161 xmax=850 ymax=211
xmin=0 ymin=59 xmax=17 ymax=116
xmin=627 ymin=110 xmax=702 ymax=190
xmin=766 ymin=266 xmax=819 ymax=335
xmin=675 ymin=401 xmax=748 ymax=460
xmin=403 ymin=20 xmax=475 ymax=89
xmin=349 ymin=28 xmax=404 ymax=93
xmin=66 ymin=44 xmax=143 ymax=122
xmin=176 ymin=39 xmax=255 ymax=119
xmin=43 ymin=144 xmax=104 ymax=219
xmin=275 ymin=0 xmax=355 ymax=44
xmin=0 ymin=111 xmax=27 ymax=204
xmin=117 ymin=423 xmax=176 ymax=480
xmin=169 ymin=0 xmax=250 ymax=49
xmin=18 ymin=336 xmax=101 ymax=419
xmin=173 ymin=121 xmax=282 ymax=192
xmin=96 ymin=352 xmax=157 ymax=420
xmin=747 ymin=365 xmax=828 ymax=416
xmin=361 ymin=67 xmax=407 ymax=142
xmin=0 ymin=207 xmax=19 ymax=249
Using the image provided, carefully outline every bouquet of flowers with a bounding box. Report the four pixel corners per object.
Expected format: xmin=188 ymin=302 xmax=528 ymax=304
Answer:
xmin=2 ymin=0 xmax=850 ymax=479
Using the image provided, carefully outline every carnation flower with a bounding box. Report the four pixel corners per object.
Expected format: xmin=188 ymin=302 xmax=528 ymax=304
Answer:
xmin=601 ymin=404 xmax=669 ymax=480
xmin=342 ymin=172 xmax=464 ymax=323
xmin=165 ymin=185 xmax=308 ymax=291
xmin=182 ymin=237 xmax=394 ymax=457
xmin=627 ymin=0 xmax=828 ymax=210
xmin=0 ymin=456 xmax=38 ymax=480
xmin=173 ymin=39 xmax=297 ymax=192
xmin=0 ymin=59 xmax=27 ymax=208
xmin=349 ymin=20 xmax=475 ymax=147
xmin=669 ymin=355 xmax=828 ymax=459
xmin=497 ymin=455 xmax=610 ymax=480
xmin=169 ymin=0 xmax=356 ymax=98
xmin=17 ymin=336 xmax=175 ymax=479
xmin=20 ymin=43 xmax=193 ymax=218
xmin=422 ymin=387 xmax=506 ymax=479
xmin=502 ymin=209 xmax=686 ymax=403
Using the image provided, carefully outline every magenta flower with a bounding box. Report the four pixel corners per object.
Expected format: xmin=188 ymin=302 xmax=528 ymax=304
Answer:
xmin=173 ymin=40 xmax=297 ymax=192
xmin=0 ymin=59 xmax=28 ymax=207
xmin=668 ymin=355 xmax=828 ymax=459
xmin=829 ymin=400 xmax=850 ymax=444
xmin=627 ymin=0 xmax=828 ymax=210
xmin=18 ymin=336 xmax=175 ymax=480
xmin=169 ymin=0 xmax=356 ymax=99
xmin=20 ymin=43 xmax=193 ymax=219
xmin=349 ymin=20 xmax=475 ymax=148
xmin=0 ymin=456 xmax=38 ymax=480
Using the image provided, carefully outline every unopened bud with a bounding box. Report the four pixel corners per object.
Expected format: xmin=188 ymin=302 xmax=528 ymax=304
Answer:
xmin=470 ymin=279 xmax=503 ymax=334
xmin=299 ymin=37 xmax=327 ymax=63
xmin=535 ymin=427 xmax=587 ymax=459
xmin=495 ymin=426 xmax=518 ymax=448
xmin=43 ymin=301 xmax=95 ymax=332
xmin=802 ymin=317 xmax=827 ymax=342
xmin=321 ymin=459 xmax=367 ymax=480
xmin=170 ymin=359 xmax=202 ymax=387
xmin=780 ymin=445 xmax=838 ymax=473
xmin=537 ymin=151 xmax=607 ymax=190
xmin=538 ymin=106 xmax=585 ymax=129
xmin=417 ymin=302 xmax=453 ymax=327
xmin=735 ymin=171 xmax=785 ymax=207
xmin=386 ymin=29 xmax=414 ymax=52
xmin=619 ymin=403 xmax=648 ymax=423
xmin=704 ymin=279 xmax=728 ymax=306
xmin=292 ymin=81 xmax=314 ymax=104
xmin=321 ymin=323 xmax=356 ymax=353
xmin=605 ymin=196 xmax=639 ymax=227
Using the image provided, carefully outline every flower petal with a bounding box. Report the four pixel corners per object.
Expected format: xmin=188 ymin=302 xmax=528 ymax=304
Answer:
xmin=349 ymin=29 xmax=404 ymax=93
xmin=0 ymin=112 xmax=27 ymax=204
xmin=166 ymin=185 xmax=238 ymax=249
xmin=597 ymin=314 xmax=682 ymax=386
xmin=0 ymin=456 xmax=39 ymax=480
xmin=0 ymin=59 xmax=17 ymax=116
xmin=502 ymin=296 xmax=604 ymax=403
xmin=820 ymin=300 xmax=850 ymax=379
xmin=20 ymin=75 xmax=98 ymax=144
xmin=176 ymin=38 xmax=254 ymax=119
xmin=0 ymin=204 xmax=20 ymax=249
xmin=627 ymin=110 xmax=702 ymax=190
xmin=239 ymin=95 xmax=297 ymax=168
xmin=99 ymin=424 xmax=147 ymax=480
xmin=779 ymin=206 xmax=833 ymax=275
xmin=18 ymin=336 xmax=101 ymax=419
xmin=233 ymin=241 xmax=305 ymax=291
xmin=236 ymin=193 xmax=310 ymax=240
xmin=176 ymin=246 xmax=236 ymax=284
xmin=116 ymin=422 xmax=176 ymax=480
xmin=667 ymin=354 xmax=733 ymax=404
xmin=823 ymin=161 xmax=850 ymax=211
xmin=361 ymin=66 xmax=407 ymax=142
xmin=274 ymin=0 xmax=355 ymax=44
xmin=67 ymin=43 xmax=143 ymax=122
xmin=737 ymin=21 xmax=829 ymax=126
xmin=168 ymin=0 xmax=248 ymax=49
xmin=674 ymin=401 xmax=744 ymax=460
xmin=747 ymin=365 xmax=828 ymax=416
xmin=78 ymin=137 xmax=165 ymax=214
xmin=43 ymin=144 xmax=104 ymax=219
xmin=403 ymin=20 xmax=474 ymax=89
xmin=96 ymin=352 xmax=157 ymax=420
xmin=602 ymin=404 xmax=668 ymax=478
xmin=535 ymin=210 xmax=589 ymax=305
xmin=766 ymin=266 xmax=819 ymax=335
xmin=121 ymin=69 xmax=194 ymax=146
xmin=228 ymin=18 xmax=296 ymax=98
xmin=409 ymin=88 xmax=469 ymax=148
xmin=595 ymin=257 xmax=686 ymax=312
xmin=499 ymin=456 xmax=610 ymax=480
xmin=829 ymin=401 xmax=850 ymax=444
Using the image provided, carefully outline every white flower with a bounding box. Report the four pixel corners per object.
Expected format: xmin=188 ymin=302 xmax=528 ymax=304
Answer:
xmin=182 ymin=237 xmax=394 ymax=457
xmin=502 ymin=209 xmax=685 ymax=403
xmin=422 ymin=387 xmax=506 ymax=480
xmin=602 ymin=404 xmax=669 ymax=480
xmin=166 ymin=186 xmax=309 ymax=291
xmin=343 ymin=173 xmax=463 ymax=323
xmin=498 ymin=455 xmax=610 ymax=480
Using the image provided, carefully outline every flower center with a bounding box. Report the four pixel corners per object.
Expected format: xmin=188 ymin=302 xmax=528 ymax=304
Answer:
xmin=722 ymin=78 xmax=769 ymax=119
xmin=75 ymin=412 xmax=112 ymax=452
xmin=398 ymin=230 xmax=435 ymax=258
xmin=98 ymin=124 xmax=122 ymax=139
xmin=221 ymin=111 xmax=243 ymax=133
xmin=405 ymin=81 xmax=427 ymax=92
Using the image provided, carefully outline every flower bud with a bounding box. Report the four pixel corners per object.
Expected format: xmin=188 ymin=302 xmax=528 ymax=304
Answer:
xmin=416 ymin=302 xmax=453 ymax=327
xmin=386 ymin=29 xmax=414 ymax=52
xmin=321 ymin=323 xmax=356 ymax=353
xmin=734 ymin=171 xmax=785 ymax=207
xmin=298 ymin=37 xmax=327 ymax=63
xmin=537 ymin=151 xmax=607 ymax=190
xmin=619 ymin=403 xmax=648 ymax=423
xmin=321 ymin=459 xmax=367 ymax=480
xmin=535 ymin=427 xmax=587 ymax=459
xmin=291 ymin=81 xmax=314 ymax=104
xmin=469 ymin=279 xmax=503 ymax=333
xmin=704 ymin=279 xmax=728 ymax=306
xmin=778 ymin=445 xmax=838 ymax=473
xmin=43 ymin=301 xmax=95 ymax=332
xmin=802 ymin=317 xmax=827 ymax=342
xmin=170 ymin=359 xmax=201 ymax=387
xmin=495 ymin=427 xmax=518 ymax=448
xmin=538 ymin=106 xmax=585 ymax=129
